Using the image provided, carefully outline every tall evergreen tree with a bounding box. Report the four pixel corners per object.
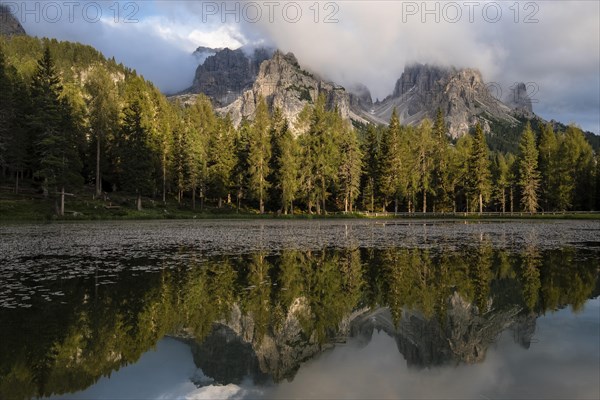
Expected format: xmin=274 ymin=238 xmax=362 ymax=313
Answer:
xmin=208 ymin=115 xmax=236 ymax=207
xmin=466 ymin=124 xmax=491 ymax=213
xmin=493 ymin=153 xmax=510 ymax=213
xmin=302 ymin=95 xmax=339 ymax=214
xmin=270 ymin=108 xmax=299 ymax=214
xmin=431 ymin=109 xmax=452 ymax=211
xmin=0 ymin=45 xmax=30 ymax=191
xmin=379 ymin=109 xmax=407 ymax=212
xmin=337 ymin=122 xmax=363 ymax=213
xmin=116 ymin=81 xmax=154 ymax=211
xmin=30 ymin=45 xmax=83 ymax=215
xmin=186 ymin=95 xmax=213 ymax=210
xmin=361 ymin=124 xmax=380 ymax=212
xmin=537 ymin=123 xmax=558 ymax=210
xmin=247 ymin=97 xmax=271 ymax=214
xmin=517 ymin=123 xmax=541 ymax=213
xmin=84 ymin=67 xmax=118 ymax=197
xmin=414 ymin=119 xmax=435 ymax=212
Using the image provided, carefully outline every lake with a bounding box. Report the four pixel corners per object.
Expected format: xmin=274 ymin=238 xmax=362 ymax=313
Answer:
xmin=0 ymin=219 xmax=599 ymax=399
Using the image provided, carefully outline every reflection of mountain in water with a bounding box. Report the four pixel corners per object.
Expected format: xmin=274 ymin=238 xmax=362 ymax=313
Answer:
xmin=1 ymin=245 xmax=598 ymax=398
xmin=350 ymin=297 xmax=536 ymax=368
xmin=185 ymin=292 xmax=537 ymax=385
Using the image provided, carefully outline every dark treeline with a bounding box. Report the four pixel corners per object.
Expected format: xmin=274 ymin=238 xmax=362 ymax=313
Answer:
xmin=1 ymin=37 xmax=599 ymax=215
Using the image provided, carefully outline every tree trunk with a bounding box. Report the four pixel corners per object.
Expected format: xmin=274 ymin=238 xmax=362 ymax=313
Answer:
xmin=502 ymin=191 xmax=506 ymax=213
xmin=192 ymin=187 xmax=196 ymax=210
xmin=200 ymin=188 xmax=204 ymax=211
xmin=96 ymin=138 xmax=101 ymax=197
xmin=322 ymin=180 xmax=326 ymax=215
xmin=510 ymin=188 xmax=514 ymax=213
xmin=162 ymin=154 xmax=167 ymax=204
xmin=479 ymin=193 xmax=483 ymax=214
xmin=370 ymin=178 xmax=375 ymax=212
xmin=137 ymin=193 xmax=142 ymax=211
xmin=218 ymin=197 xmax=223 ymax=208
xmin=60 ymin=186 xmax=65 ymax=216
xmin=349 ymin=191 xmax=354 ymax=213
xmin=259 ymin=197 xmax=264 ymax=214
xmin=423 ymin=191 xmax=427 ymax=213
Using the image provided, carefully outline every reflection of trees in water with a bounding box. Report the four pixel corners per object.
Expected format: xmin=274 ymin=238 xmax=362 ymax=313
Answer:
xmin=0 ymin=245 xmax=598 ymax=399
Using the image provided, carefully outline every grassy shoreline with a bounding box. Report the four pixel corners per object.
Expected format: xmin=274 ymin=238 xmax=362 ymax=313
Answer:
xmin=1 ymin=195 xmax=599 ymax=222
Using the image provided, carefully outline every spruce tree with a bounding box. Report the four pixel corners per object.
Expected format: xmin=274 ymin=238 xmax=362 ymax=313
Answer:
xmin=361 ymin=124 xmax=380 ymax=212
xmin=466 ymin=124 xmax=491 ymax=213
xmin=116 ymin=84 xmax=154 ymax=211
xmin=247 ymin=97 xmax=271 ymax=214
xmin=415 ymin=120 xmax=435 ymax=212
xmin=30 ymin=45 xmax=83 ymax=215
xmin=186 ymin=95 xmax=213 ymax=210
xmin=208 ymin=115 xmax=236 ymax=208
xmin=517 ymin=123 xmax=541 ymax=213
xmin=537 ymin=123 xmax=558 ymax=210
xmin=379 ymin=109 xmax=407 ymax=212
xmin=338 ymin=122 xmax=363 ymax=213
xmin=432 ymin=109 xmax=452 ymax=211
xmin=84 ymin=67 xmax=118 ymax=197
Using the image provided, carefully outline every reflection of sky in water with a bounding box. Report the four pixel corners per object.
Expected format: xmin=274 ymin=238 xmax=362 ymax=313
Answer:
xmin=57 ymin=298 xmax=600 ymax=400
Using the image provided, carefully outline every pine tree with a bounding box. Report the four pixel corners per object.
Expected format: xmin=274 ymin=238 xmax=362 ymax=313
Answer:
xmin=537 ymin=123 xmax=558 ymax=211
xmin=247 ymin=97 xmax=271 ymax=214
xmin=116 ymin=82 xmax=154 ymax=211
xmin=0 ymin=45 xmax=29 ymax=191
xmin=270 ymin=108 xmax=299 ymax=214
xmin=431 ymin=109 xmax=452 ymax=211
xmin=414 ymin=119 xmax=435 ymax=212
xmin=278 ymin=125 xmax=300 ymax=214
xmin=517 ymin=123 xmax=541 ymax=213
xmin=493 ymin=153 xmax=510 ymax=213
xmin=84 ymin=67 xmax=118 ymax=197
xmin=554 ymin=125 xmax=595 ymax=211
xmin=337 ymin=123 xmax=363 ymax=213
xmin=466 ymin=124 xmax=491 ymax=213
xmin=302 ymin=95 xmax=339 ymax=214
xmin=379 ymin=109 xmax=407 ymax=212
xmin=208 ymin=115 xmax=236 ymax=208
xmin=30 ymin=45 xmax=83 ymax=215
xmin=233 ymin=121 xmax=250 ymax=211
xmin=186 ymin=95 xmax=213 ymax=210
xmin=361 ymin=124 xmax=380 ymax=212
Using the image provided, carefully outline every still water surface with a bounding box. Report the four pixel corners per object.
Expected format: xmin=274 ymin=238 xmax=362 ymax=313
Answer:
xmin=0 ymin=220 xmax=599 ymax=399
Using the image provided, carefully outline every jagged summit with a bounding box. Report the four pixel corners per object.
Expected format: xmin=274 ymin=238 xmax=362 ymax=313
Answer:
xmin=187 ymin=46 xmax=274 ymax=106
xmin=0 ymin=4 xmax=26 ymax=36
xmin=368 ymin=63 xmax=521 ymax=138
xmin=505 ymin=82 xmax=534 ymax=116
xmin=217 ymin=49 xmax=368 ymax=130
xmin=180 ymin=49 xmax=542 ymax=138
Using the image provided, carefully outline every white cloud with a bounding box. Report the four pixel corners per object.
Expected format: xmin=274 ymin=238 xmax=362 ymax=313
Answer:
xmin=13 ymin=0 xmax=600 ymax=131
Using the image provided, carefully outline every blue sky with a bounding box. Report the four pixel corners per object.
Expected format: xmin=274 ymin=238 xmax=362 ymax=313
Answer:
xmin=6 ymin=0 xmax=599 ymax=133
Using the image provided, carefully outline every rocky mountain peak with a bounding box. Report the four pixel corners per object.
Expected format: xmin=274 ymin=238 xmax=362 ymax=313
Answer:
xmin=0 ymin=4 xmax=26 ymax=36
xmin=392 ymin=63 xmax=454 ymax=98
xmin=505 ymin=82 xmax=534 ymax=116
xmin=218 ymin=48 xmax=368 ymax=130
xmin=188 ymin=46 xmax=273 ymax=106
xmin=367 ymin=63 xmax=519 ymax=138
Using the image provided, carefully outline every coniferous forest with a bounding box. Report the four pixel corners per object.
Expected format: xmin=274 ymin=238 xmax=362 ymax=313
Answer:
xmin=1 ymin=36 xmax=599 ymax=217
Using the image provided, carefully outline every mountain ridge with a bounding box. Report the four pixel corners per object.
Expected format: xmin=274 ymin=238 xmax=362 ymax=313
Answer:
xmin=181 ymin=48 xmax=538 ymax=138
